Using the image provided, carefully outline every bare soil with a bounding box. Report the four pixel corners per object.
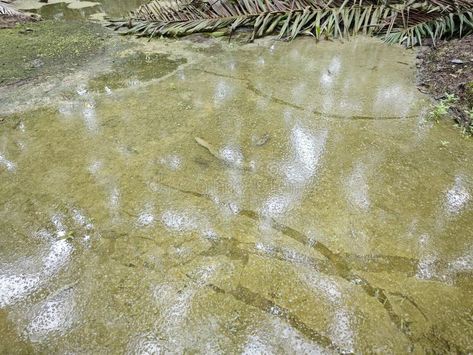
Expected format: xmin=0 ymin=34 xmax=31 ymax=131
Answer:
xmin=417 ymin=35 xmax=473 ymax=131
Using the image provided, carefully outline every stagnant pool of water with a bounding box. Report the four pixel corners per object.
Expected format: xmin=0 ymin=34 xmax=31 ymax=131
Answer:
xmin=14 ymin=0 xmax=147 ymax=20
xmin=1 ymin=35 xmax=473 ymax=353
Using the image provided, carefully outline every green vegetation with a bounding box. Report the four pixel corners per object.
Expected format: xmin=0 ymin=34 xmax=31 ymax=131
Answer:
xmin=429 ymin=93 xmax=458 ymax=122
xmin=88 ymin=52 xmax=186 ymax=92
xmin=110 ymin=0 xmax=473 ymax=45
xmin=429 ymin=93 xmax=473 ymax=135
xmin=0 ymin=20 xmax=108 ymax=85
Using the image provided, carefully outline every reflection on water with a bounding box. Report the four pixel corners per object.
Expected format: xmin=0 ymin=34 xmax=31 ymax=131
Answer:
xmin=0 ymin=153 xmax=16 ymax=172
xmin=445 ymin=175 xmax=470 ymax=214
xmin=23 ymin=285 xmax=76 ymax=342
xmin=1 ymin=37 xmax=473 ymax=353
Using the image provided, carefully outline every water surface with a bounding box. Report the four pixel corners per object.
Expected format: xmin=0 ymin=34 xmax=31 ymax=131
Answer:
xmin=1 ymin=37 xmax=472 ymax=353
xmin=15 ymin=0 xmax=147 ymax=20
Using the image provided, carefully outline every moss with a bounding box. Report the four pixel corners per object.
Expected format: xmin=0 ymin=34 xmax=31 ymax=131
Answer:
xmin=0 ymin=20 xmax=110 ymax=86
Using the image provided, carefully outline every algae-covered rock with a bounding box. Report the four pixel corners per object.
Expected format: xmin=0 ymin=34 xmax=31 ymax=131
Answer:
xmin=0 ymin=20 xmax=109 ymax=86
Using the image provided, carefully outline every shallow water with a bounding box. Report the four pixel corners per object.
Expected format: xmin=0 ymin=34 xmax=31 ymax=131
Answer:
xmin=1 ymin=37 xmax=473 ymax=353
xmin=15 ymin=0 xmax=147 ymax=20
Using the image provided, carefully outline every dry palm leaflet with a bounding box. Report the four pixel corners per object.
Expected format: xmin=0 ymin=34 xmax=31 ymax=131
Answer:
xmin=109 ymin=0 xmax=473 ymax=46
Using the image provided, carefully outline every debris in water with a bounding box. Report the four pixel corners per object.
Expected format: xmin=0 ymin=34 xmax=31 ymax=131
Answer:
xmin=251 ymin=132 xmax=271 ymax=147
xmin=195 ymin=136 xmax=254 ymax=171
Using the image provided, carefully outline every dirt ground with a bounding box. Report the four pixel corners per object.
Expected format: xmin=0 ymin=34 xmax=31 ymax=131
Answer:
xmin=417 ymin=35 xmax=473 ymax=133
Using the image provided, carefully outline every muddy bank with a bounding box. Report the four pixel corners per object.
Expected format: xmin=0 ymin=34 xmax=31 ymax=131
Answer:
xmin=417 ymin=35 xmax=473 ymax=133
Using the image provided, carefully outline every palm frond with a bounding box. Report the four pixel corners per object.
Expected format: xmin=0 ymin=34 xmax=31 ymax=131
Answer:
xmin=381 ymin=1 xmax=473 ymax=45
xmin=384 ymin=10 xmax=473 ymax=46
xmin=0 ymin=1 xmax=22 ymax=17
xmin=108 ymin=0 xmax=473 ymax=45
xmin=0 ymin=0 xmax=38 ymax=22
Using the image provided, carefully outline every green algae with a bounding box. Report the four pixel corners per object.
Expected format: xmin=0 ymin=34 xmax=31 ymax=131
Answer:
xmin=88 ymin=52 xmax=186 ymax=92
xmin=0 ymin=20 xmax=109 ymax=86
